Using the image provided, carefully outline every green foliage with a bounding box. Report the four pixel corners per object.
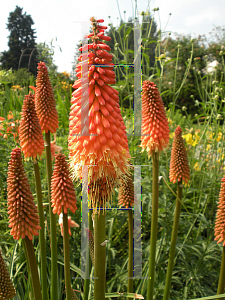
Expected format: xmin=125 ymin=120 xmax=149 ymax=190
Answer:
xmin=36 ymin=38 xmax=62 ymax=78
xmin=0 ymin=6 xmax=37 ymax=75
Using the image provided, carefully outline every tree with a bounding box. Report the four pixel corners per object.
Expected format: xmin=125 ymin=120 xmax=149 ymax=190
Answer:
xmin=0 ymin=6 xmax=37 ymax=75
xmin=159 ymin=34 xmax=207 ymax=114
xmin=36 ymin=41 xmax=58 ymax=76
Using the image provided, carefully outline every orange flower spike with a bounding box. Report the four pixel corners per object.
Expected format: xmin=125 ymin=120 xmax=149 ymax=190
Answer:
xmin=51 ymin=153 xmax=77 ymax=215
xmin=35 ymin=62 xmax=59 ymax=133
xmin=118 ymin=173 xmax=135 ymax=208
xmin=169 ymin=126 xmax=190 ymax=184
xmin=7 ymin=148 xmax=41 ymax=240
xmin=68 ymin=17 xmax=130 ymax=208
xmin=19 ymin=93 xmax=45 ymax=159
xmin=215 ymin=177 xmax=225 ymax=246
xmin=0 ymin=250 xmax=17 ymax=299
xmin=141 ymin=80 xmax=170 ymax=156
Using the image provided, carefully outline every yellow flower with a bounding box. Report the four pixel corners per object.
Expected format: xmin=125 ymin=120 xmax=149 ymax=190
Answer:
xmin=194 ymin=162 xmax=200 ymax=170
xmin=62 ymin=71 xmax=70 ymax=78
xmin=217 ymin=132 xmax=222 ymax=142
xmin=169 ymin=132 xmax=175 ymax=139
xmin=206 ymin=144 xmax=211 ymax=151
xmin=207 ymin=131 xmax=215 ymax=139
xmin=218 ymin=148 xmax=222 ymax=154
xmin=183 ymin=133 xmax=193 ymax=145
xmin=168 ymin=117 xmax=173 ymax=126
xmin=183 ymin=130 xmax=200 ymax=147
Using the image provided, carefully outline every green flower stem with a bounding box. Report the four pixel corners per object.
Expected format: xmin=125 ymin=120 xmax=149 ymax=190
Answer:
xmin=147 ymin=152 xmax=159 ymax=300
xmin=83 ymin=210 xmax=94 ymax=300
xmin=33 ymin=160 xmax=49 ymax=300
xmin=45 ymin=131 xmax=58 ymax=300
xmin=163 ymin=182 xmax=183 ymax=300
xmin=23 ymin=237 xmax=43 ymax=300
xmin=217 ymin=246 xmax=225 ymax=295
xmin=63 ymin=212 xmax=72 ymax=300
xmin=94 ymin=210 xmax=106 ymax=300
xmin=128 ymin=209 xmax=133 ymax=294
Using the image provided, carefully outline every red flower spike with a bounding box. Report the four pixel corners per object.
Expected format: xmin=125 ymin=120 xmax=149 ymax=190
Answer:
xmin=118 ymin=173 xmax=135 ymax=208
xmin=0 ymin=250 xmax=17 ymax=299
xmin=215 ymin=177 xmax=225 ymax=246
xmin=51 ymin=153 xmax=77 ymax=215
xmin=68 ymin=17 xmax=130 ymax=209
xmin=19 ymin=93 xmax=45 ymax=159
xmin=7 ymin=148 xmax=41 ymax=240
xmin=35 ymin=62 xmax=59 ymax=133
xmin=169 ymin=126 xmax=190 ymax=184
xmin=141 ymin=80 xmax=170 ymax=156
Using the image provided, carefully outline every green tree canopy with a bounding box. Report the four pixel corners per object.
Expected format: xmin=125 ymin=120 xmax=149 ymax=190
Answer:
xmin=0 ymin=6 xmax=37 ymax=75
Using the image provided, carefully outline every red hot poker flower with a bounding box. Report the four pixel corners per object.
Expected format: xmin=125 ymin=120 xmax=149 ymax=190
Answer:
xmin=35 ymin=62 xmax=59 ymax=133
xmin=141 ymin=80 xmax=169 ymax=156
xmin=7 ymin=148 xmax=41 ymax=240
xmin=0 ymin=250 xmax=17 ymax=300
xmin=118 ymin=173 xmax=135 ymax=208
xmin=51 ymin=153 xmax=77 ymax=215
xmin=19 ymin=93 xmax=45 ymax=159
xmin=215 ymin=177 xmax=225 ymax=246
xmin=68 ymin=17 xmax=130 ymax=208
xmin=169 ymin=126 xmax=190 ymax=184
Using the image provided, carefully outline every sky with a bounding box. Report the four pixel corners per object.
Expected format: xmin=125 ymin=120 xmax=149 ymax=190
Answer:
xmin=1 ymin=0 xmax=225 ymax=75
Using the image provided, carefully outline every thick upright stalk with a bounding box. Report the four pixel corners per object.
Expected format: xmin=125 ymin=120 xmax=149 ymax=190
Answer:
xmin=63 ymin=212 xmax=72 ymax=300
xmin=147 ymin=152 xmax=159 ymax=300
xmin=33 ymin=160 xmax=49 ymax=300
xmin=128 ymin=209 xmax=133 ymax=293
xmin=163 ymin=183 xmax=183 ymax=300
xmin=94 ymin=210 xmax=106 ymax=300
xmin=45 ymin=131 xmax=58 ymax=300
xmin=83 ymin=211 xmax=93 ymax=300
xmin=217 ymin=246 xmax=225 ymax=296
xmin=23 ymin=237 xmax=43 ymax=300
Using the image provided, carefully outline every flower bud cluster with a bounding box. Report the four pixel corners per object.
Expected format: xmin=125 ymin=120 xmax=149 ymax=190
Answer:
xmin=0 ymin=250 xmax=16 ymax=300
xmin=19 ymin=93 xmax=44 ymax=159
xmin=68 ymin=17 xmax=130 ymax=208
xmin=35 ymin=62 xmax=58 ymax=133
xmin=215 ymin=177 xmax=225 ymax=246
xmin=51 ymin=153 xmax=77 ymax=215
xmin=141 ymin=80 xmax=169 ymax=155
xmin=7 ymin=148 xmax=41 ymax=240
xmin=169 ymin=126 xmax=190 ymax=184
